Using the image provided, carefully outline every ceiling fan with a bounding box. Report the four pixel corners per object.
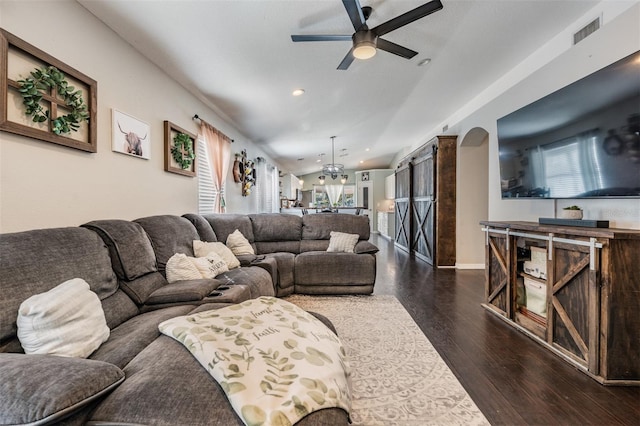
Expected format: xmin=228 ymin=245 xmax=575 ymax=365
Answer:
xmin=291 ymin=0 xmax=443 ymax=70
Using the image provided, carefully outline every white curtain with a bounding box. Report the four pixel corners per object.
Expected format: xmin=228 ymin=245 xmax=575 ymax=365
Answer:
xmin=325 ymin=185 xmax=344 ymax=206
xmin=198 ymin=122 xmax=231 ymax=213
xmin=255 ymin=157 xmax=279 ymax=213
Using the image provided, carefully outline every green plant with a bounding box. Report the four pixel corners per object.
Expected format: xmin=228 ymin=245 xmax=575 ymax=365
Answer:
xmin=17 ymin=66 xmax=89 ymax=135
xmin=171 ymin=132 xmax=195 ymax=169
xmin=563 ymin=205 xmax=582 ymax=210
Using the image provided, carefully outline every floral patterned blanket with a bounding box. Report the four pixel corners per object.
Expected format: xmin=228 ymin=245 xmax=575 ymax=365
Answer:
xmin=159 ymin=296 xmax=351 ymax=426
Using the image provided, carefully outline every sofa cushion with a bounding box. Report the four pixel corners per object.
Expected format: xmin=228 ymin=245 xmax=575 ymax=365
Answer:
xmin=17 ymin=278 xmax=110 ymax=358
xmin=226 ymin=229 xmax=255 ymax=255
xmin=327 ymin=231 xmax=359 ymax=253
xmin=0 ymin=227 xmax=119 ymax=345
xmin=0 ymin=353 xmax=124 ymax=426
xmin=135 ymin=215 xmax=200 ymax=275
xmin=182 ymin=213 xmax=218 ymax=242
xmin=255 ymin=240 xmax=301 ymax=255
xmin=193 ymin=240 xmax=241 ymax=269
xmin=295 ymin=252 xmax=376 ymax=288
xmin=82 ymin=220 xmax=157 ymax=281
xmin=302 ymin=214 xmax=370 ymax=240
xmin=89 ymin=305 xmax=193 ymax=369
xmin=249 ymin=213 xmax=302 ymax=242
xmin=201 ymin=214 xmax=255 ymax=247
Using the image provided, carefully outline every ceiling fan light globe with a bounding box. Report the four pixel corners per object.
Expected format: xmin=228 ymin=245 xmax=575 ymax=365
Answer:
xmin=353 ymin=42 xmax=377 ymax=60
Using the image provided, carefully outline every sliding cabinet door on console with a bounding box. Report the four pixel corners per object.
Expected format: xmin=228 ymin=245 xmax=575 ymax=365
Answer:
xmin=484 ymin=231 xmax=511 ymax=318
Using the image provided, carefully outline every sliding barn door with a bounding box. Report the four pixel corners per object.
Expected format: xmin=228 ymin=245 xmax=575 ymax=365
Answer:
xmin=394 ymin=164 xmax=411 ymax=252
xmin=411 ymin=152 xmax=435 ymax=264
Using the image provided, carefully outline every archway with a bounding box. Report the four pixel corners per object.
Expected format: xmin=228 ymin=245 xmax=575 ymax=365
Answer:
xmin=457 ymin=127 xmax=489 ymax=268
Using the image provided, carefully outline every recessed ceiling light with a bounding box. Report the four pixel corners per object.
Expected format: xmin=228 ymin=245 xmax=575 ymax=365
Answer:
xmin=292 ymin=89 xmax=305 ymax=96
xmin=360 ymin=160 xmax=364 ymax=164
xmin=365 ymin=148 xmax=370 ymax=152
xmin=417 ymin=58 xmax=431 ymax=67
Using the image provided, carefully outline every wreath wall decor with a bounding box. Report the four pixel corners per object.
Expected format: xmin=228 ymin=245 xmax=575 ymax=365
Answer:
xmin=0 ymin=29 xmax=97 ymax=152
xmin=171 ymin=132 xmax=195 ymax=169
xmin=164 ymin=120 xmax=197 ymax=177
xmin=17 ymin=66 xmax=90 ymax=135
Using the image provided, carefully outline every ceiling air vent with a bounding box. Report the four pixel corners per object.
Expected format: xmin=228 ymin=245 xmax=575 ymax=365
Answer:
xmin=573 ymin=17 xmax=600 ymax=45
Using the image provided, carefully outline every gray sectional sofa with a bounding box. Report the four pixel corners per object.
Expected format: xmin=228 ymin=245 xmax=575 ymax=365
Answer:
xmin=0 ymin=212 xmax=377 ymax=425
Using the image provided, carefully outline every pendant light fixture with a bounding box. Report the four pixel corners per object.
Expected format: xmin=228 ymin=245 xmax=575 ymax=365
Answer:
xmin=319 ymin=136 xmax=348 ymax=183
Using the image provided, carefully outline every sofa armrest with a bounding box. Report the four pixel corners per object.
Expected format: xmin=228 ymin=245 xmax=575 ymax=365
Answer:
xmin=355 ymin=241 xmax=379 ymax=254
xmin=0 ymin=354 xmax=124 ymax=425
xmin=235 ymin=254 xmax=258 ymax=266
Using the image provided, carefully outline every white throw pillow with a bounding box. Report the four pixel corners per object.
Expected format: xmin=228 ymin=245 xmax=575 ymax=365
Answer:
xmin=166 ymin=252 xmax=229 ymax=283
xmin=17 ymin=278 xmax=110 ymax=358
xmin=226 ymin=229 xmax=255 ymax=256
xmin=166 ymin=253 xmax=202 ymax=283
xmin=192 ymin=252 xmax=229 ymax=279
xmin=327 ymin=231 xmax=359 ymax=253
xmin=193 ymin=240 xmax=241 ymax=269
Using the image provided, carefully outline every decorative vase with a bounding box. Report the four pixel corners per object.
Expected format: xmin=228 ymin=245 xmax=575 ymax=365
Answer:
xmin=560 ymin=209 xmax=583 ymax=219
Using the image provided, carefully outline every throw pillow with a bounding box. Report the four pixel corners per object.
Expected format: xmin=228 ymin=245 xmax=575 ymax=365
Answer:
xmin=17 ymin=278 xmax=110 ymax=358
xmin=166 ymin=252 xmax=229 ymax=283
xmin=327 ymin=231 xmax=359 ymax=253
xmin=192 ymin=252 xmax=229 ymax=279
xmin=226 ymin=229 xmax=255 ymax=256
xmin=0 ymin=353 xmax=124 ymax=425
xmin=166 ymin=253 xmax=202 ymax=283
xmin=193 ymin=240 xmax=241 ymax=269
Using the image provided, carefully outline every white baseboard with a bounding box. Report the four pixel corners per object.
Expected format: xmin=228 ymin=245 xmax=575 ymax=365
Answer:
xmin=455 ymin=263 xmax=485 ymax=270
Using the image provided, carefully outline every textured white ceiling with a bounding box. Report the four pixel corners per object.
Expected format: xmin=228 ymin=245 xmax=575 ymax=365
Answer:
xmin=79 ymin=0 xmax=600 ymax=175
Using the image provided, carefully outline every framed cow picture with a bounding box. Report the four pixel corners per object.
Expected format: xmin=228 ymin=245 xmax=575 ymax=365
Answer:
xmin=111 ymin=109 xmax=150 ymax=160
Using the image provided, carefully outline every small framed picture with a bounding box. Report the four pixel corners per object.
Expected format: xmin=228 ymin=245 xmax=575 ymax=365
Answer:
xmin=362 ymin=171 xmax=370 ymax=181
xmin=112 ymin=109 xmax=150 ymax=160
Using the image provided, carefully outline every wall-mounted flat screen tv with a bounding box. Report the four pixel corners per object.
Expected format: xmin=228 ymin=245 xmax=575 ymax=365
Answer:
xmin=497 ymin=50 xmax=640 ymax=199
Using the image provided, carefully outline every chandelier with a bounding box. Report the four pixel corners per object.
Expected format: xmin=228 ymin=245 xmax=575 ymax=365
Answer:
xmin=319 ymin=136 xmax=348 ymax=184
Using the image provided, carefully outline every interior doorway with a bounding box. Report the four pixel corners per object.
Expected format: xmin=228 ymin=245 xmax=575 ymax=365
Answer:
xmin=458 ymin=127 xmax=490 ymax=268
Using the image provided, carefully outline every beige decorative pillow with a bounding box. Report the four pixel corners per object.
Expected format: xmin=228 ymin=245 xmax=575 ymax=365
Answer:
xmin=193 ymin=240 xmax=241 ymax=269
xmin=327 ymin=231 xmax=359 ymax=253
xmin=166 ymin=252 xmax=229 ymax=283
xmin=192 ymin=252 xmax=229 ymax=279
xmin=226 ymin=229 xmax=255 ymax=256
xmin=17 ymin=278 xmax=110 ymax=358
xmin=166 ymin=253 xmax=203 ymax=283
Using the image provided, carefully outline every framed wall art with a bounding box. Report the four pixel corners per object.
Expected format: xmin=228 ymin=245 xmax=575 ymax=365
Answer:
xmin=0 ymin=29 xmax=97 ymax=152
xmin=164 ymin=120 xmax=197 ymax=177
xmin=111 ymin=109 xmax=150 ymax=160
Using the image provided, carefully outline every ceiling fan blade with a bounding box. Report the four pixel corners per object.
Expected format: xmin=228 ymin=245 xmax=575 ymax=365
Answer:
xmin=372 ymin=0 xmax=443 ymax=37
xmin=337 ymin=48 xmax=355 ymax=70
xmin=376 ymin=38 xmax=418 ymax=59
xmin=342 ymin=0 xmax=366 ymax=31
xmin=291 ymin=35 xmax=352 ymax=42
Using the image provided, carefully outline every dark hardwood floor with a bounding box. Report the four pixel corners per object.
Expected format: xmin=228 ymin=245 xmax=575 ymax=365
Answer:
xmin=370 ymin=234 xmax=640 ymax=426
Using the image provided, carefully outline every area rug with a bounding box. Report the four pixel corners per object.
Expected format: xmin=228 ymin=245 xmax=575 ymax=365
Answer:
xmin=285 ymin=294 xmax=490 ymax=426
